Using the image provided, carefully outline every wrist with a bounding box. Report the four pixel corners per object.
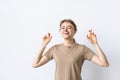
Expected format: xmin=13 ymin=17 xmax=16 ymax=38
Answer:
xmin=93 ymin=42 xmax=98 ymax=46
xmin=41 ymin=43 xmax=47 ymax=47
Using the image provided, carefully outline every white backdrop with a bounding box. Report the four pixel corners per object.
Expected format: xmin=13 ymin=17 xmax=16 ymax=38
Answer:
xmin=0 ymin=0 xmax=120 ymax=80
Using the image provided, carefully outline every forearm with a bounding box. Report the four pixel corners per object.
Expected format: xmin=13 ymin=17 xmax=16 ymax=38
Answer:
xmin=32 ymin=44 xmax=47 ymax=65
xmin=93 ymin=43 xmax=109 ymax=66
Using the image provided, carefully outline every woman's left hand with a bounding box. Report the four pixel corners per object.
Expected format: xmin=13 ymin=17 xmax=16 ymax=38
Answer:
xmin=87 ymin=29 xmax=97 ymax=44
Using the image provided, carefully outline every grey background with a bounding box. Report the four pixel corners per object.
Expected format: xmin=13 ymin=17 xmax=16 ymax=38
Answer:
xmin=0 ymin=0 xmax=120 ymax=80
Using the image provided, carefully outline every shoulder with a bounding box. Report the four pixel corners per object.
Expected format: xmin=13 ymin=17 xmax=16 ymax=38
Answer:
xmin=49 ymin=43 xmax=62 ymax=49
xmin=75 ymin=43 xmax=91 ymax=51
xmin=75 ymin=43 xmax=86 ymax=48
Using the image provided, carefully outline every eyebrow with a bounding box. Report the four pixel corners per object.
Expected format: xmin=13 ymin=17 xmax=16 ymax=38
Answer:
xmin=61 ymin=25 xmax=72 ymax=27
xmin=67 ymin=25 xmax=72 ymax=27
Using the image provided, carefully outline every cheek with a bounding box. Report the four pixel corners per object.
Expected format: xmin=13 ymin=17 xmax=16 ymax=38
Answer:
xmin=69 ymin=29 xmax=75 ymax=33
xmin=71 ymin=30 xmax=76 ymax=36
xmin=59 ymin=30 xmax=64 ymax=35
xmin=59 ymin=29 xmax=63 ymax=33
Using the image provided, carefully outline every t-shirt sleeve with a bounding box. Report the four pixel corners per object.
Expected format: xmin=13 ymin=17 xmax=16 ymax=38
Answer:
xmin=83 ymin=45 xmax=96 ymax=61
xmin=44 ymin=45 xmax=56 ymax=60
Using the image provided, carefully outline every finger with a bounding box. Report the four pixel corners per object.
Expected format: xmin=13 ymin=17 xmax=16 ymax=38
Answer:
xmin=89 ymin=29 xmax=92 ymax=33
xmin=43 ymin=35 xmax=47 ymax=39
xmin=89 ymin=30 xmax=93 ymax=36
xmin=92 ymin=32 xmax=96 ymax=37
xmin=48 ymin=33 xmax=50 ymax=37
xmin=95 ymin=34 xmax=96 ymax=37
xmin=94 ymin=34 xmax=96 ymax=37
xmin=48 ymin=33 xmax=52 ymax=37
xmin=91 ymin=32 xmax=94 ymax=35
xmin=87 ymin=35 xmax=91 ymax=39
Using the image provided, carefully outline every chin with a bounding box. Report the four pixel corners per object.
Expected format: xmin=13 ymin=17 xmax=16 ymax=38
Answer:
xmin=63 ymin=37 xmax=71 ymax=39
xmin=62 ymin=35 xmax=68 ymax=38
xmin=61 ymin=34 xmax=71 ymax=39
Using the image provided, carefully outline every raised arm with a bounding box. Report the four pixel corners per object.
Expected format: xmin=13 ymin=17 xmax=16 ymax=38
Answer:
xmin=32 ymin=33 xmax=52 ymax=68
xmin=87 ymin=29 xmax=109 ymax=67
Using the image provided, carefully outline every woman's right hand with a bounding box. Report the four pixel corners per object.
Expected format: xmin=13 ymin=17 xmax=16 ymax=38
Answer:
xmin=42 ymin=33 xmax=52 ymax=46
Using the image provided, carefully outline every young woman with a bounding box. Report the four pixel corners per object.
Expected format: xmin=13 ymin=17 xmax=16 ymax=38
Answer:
xmin=32 ymin=19 xmax=109 ymax=80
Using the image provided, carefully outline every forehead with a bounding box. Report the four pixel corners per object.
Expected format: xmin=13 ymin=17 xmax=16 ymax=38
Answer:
xmin=61 ymin=22 xmax=74 ymax=27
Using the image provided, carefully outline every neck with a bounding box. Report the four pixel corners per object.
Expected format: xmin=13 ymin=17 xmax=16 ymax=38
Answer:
xmin=63 ymin=39 xmax=75 ymax=46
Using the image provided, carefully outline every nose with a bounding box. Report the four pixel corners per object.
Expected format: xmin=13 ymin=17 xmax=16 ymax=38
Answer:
xmin=64 ymin=28 xmax=68 ymax=31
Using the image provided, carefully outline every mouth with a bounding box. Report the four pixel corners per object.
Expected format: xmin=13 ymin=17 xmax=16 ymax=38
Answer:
xmin=63 ymin=32 xmax=69 ymax=35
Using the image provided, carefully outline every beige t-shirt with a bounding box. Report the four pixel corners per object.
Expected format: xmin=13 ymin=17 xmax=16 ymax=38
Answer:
xmin=44 ymin=43 xmax=95 ymax=80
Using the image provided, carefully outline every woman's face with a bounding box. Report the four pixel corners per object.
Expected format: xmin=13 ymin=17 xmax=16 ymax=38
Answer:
xmin=60 ymin=22 xmax=76 ymax=39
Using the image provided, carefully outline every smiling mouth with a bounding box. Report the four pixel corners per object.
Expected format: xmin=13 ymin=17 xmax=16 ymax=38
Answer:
xmin=63 ymin=33 xmax=69 ymax=35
